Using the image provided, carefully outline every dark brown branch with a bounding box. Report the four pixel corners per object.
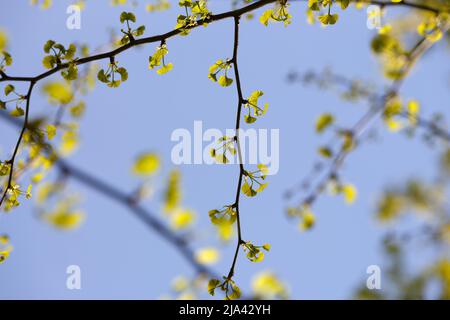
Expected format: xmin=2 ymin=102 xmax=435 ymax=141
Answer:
xmin=0 ymin=0 xmax=275 ymax=83
xmin=369 ymin=0 xmax=443 ymax=13
xmin=403 ymin=113 xmax=450 ymax=143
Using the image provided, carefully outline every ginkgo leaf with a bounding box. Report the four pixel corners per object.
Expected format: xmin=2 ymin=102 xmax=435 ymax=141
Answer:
xmin=318 ymin=13 xmax=339 ymax=25
xmin=318 ymin=146 xmax=333 ymax=158
xmin=407 ymin=100 xmax=420 ymax=125
xmin=61 ymin=63 xmax=78 ymax=80
xmin=0 ymin=234 xmax=12 ymax=264
xmin=208 ymin=279 xmax=220 ymax=296
xmin=0 ymin=29 xmax=7 ymax=51
xmin=256 ymin=182 xmax=268 ymax=193
xmin=0 ymin=250 xmax=10 ymax=264
xmin=209 ymin=205 xmax=236 ymax=226
xmin=228 ymin=283 xmax=241 ymax=300
xmin=259 ymin=1 xmax=291 ymax=26
xmin=248 ymin=90 xmax=263 ymax=105
xmin=339 ymin=0 xmax=350 ymax=9
xmin=252 ymin=271 xmax=287 ymax=299
xmin=164 ymin=170 xmax=181 ymax=212
xmin=2 ymin=51 xmax=12 ymax=66
xmin=172 ymin=276 xmax=189 ymax=292
xmin=253 ymin=251 xmax=265 ymax=262
xmin=70 ymin=101 xmax=86 ymax=118
xmin=342 ymin=131 xmax=355 ymax=151
xmin=308 ymin=0 xmax=320 ymax=11
xmin=259 ymin=9 xmax=273 ymax=26
xmin=218 ymin=223 xmax=234 ymax=241
xmin=171 ymin=208 xmax=195 ymax=229
xmin=64 ymin=43 xmax=77 ymax=60
xmin=97 ymin=69 xmax=109 ymax=83
xmin=134 ymin=25 xmax=146 ymax=37
xmin=116 ymin=67 xmax=128 ymax=81
xmin=257 ymin=163 xmax=269 ymax=175
xmin=0 ymin=162 xmax=10 ymax=176
xmin=42 ymin=55 xmax=56 ymax=69
xmin=407 ymin=100 xmax=420 ymax=115
xmin=242 ymin=241 xmax=268 ymax=263
xmin=25 ymin=185 xmax=32 ymax=199
xmin=36 ymin=182 xmax=57 ymax=203
xmin=60 ymin=131 xmax=79 ymax=155
xmin=385 ymin=118 xmax=403 ymax=132
xmin=418 ymin=24 xmax=442 ymax=42
xmin=120 ymin=11 xmax=136 ymax=23
xmin=31 ymin=172 xmax=45 ymax=183
xmin=43 ymin=40 xmax=56 ymax=53
xmin=215 ymin=153 xmax=229 ymax=164
xmin=300 ymin=211 xmax=315 ymax=231
xmin=245 ymin=114 xmax=257 ymax=123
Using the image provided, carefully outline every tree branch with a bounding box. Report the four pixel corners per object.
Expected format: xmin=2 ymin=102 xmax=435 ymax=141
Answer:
xmin=0 ymin=111 xmax=220 ymax=281
xmin=227 ymin=16 xmax=245 ymax=281
xmin=287 ymin=69 xmax=450 ymax=144
xmin=58 ymin=159 xmax=218 ymax=277
xmin=1 ymin=0 xmax=444 ymax=209
xmin=0 ymin=0 xmax=443 ymax=83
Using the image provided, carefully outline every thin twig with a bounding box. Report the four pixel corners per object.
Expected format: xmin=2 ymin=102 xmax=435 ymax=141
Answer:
xmin=0 ymin=0 xmax=446 ymax=294
xmin=0 ymin=0 xmax=442 ymax=84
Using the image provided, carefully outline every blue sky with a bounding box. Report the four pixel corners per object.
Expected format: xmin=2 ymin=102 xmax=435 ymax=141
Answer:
xmin=0 ymin=0 xmax=449 ymax=299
